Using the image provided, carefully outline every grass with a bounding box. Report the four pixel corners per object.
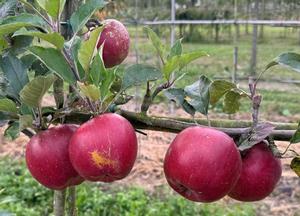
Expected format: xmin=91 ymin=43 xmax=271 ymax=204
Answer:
xmin=0 ymin=158 xmax=255 ymax=216
xmin=125 ymin=25 xmax=300 ymax=116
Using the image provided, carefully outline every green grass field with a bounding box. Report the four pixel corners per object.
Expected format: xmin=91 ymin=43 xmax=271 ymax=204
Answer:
xmin=0 ymin=158 xmax=255 ymax=216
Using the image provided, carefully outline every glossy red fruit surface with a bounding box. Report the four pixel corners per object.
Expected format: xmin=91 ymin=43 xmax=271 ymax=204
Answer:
xmin=164 ymin=126 xmax=242 ymax=202
xmin=26 ymin=125 xmax=83 ymax=190
xmin=229 ymin=142 xmax=282 ymax=202
xmin=69 ymin=113 xmax=137 ymax=182
xmin=96 ymin=19 xmax=130 ymax=68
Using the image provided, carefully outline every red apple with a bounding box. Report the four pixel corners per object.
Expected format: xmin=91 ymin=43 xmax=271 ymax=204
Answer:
xmin=228 ymin=142 xmax=282 ymax=201
xmin=26 ymin=125 xmax=84 ymax=190
xmin=69 ymin=113 xmax=137 ymax=182
xmin=96 ymin=19 xmax=130 ymax=68
xmin=164 ymin=127 xmax=242 ymax=203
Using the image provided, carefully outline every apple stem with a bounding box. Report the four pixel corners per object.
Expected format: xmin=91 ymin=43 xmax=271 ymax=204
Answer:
xmin=54 ymin=190 xmax=66 ymax=216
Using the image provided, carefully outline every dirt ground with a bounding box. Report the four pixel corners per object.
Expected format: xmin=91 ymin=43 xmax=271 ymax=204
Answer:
xmin=0 ymin=102 xmax=299 ymax=216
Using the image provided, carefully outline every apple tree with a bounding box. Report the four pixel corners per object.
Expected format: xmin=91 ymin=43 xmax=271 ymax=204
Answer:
xmin=0 ymin=0 xmax=300 ymax=215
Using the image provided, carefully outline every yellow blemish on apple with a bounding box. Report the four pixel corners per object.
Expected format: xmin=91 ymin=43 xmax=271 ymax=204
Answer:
xmin=90 ymin=150 xmax=116 ymax=168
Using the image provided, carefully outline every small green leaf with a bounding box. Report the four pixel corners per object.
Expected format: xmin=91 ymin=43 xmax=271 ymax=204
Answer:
xmin=168 ymin=38 xmax=182 ymax=59
xmin=209 ymin=80 xmax=236 ymax=106
xmin=0 ymin=53 xmax=29 ymax=99
xmin=122 ymin=64 xmax=162 ymax=90
xmin=291 ymin=122 xmax=300 ymax=144
xmin=78 ymin=26 xmax=103 ymax=74
xmin=20 ymin=74 xmax=55 ymax=107
xmin=89 ymin=51 xmax=104 ymax=86
xmin=28 ymin=46 xmax=76 ymax=84
xmin=266 ymin=52 xmax=300 ymax=73
xmin=144 ymin=27 xmax=167 ymax=63
xmin=4 ymin=121 xmax=19 ymax=140
xmin=184 ymin=75 xmax=212 ymax=115
xmin=223 ymin=90 xmax=242 ymax=114
xmin=291 ymin=157 xmax=300 ymax=177
xmin=100 ymin=68 xmax=115 ymax=101
xmin=0 ymin=98 xmax=18 ymax=113
xmin=13 ymin=28 xmax=64 ymax=50
xmin=70 ymin=0 xmax=106 ymax=35
xmin=163 ymin=50 xmax=207 ymax=80
xmin=164 ymin=88 xmax=195 ymax=116
xmin=19 ymin=115 xmax=33 ymax=131
xmin=78 ymin=82 xmax=100 ymax=101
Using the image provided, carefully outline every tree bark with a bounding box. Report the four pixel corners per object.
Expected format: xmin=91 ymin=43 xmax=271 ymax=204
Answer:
xmin=61 ymin=0 xmax=81 ymax=39
xmin=54 ymin=190 xmax=66 ymax=216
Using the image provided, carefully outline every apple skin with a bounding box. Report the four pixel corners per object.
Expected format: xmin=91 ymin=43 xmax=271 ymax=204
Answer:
xmin=69 ymin=113 xmax=137 ymax=182
xmin=164 ymin=127 xmax=242 ymax=202
xmin=228 ymin=142 xmax=282 ymax=202
xmin=96 ymin=19 xmax=130 ymax=68
xmin=26 ymin=125 xmax=84 ymax=190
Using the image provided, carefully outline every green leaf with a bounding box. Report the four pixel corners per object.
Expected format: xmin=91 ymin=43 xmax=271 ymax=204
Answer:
xmin=4 ymin=121 xmax=19 ymax=140
xmin=13 ymin=28 xmax=64 ymax=50
xmin=28 ymin=46 xmax=76 ymax=84
xmin=184 ymin=75 xmax=212 ymax=115
xmin=70 ymin=0 xmax=106 ymax=35
xmin=265 ymin=52 xmax=300 ymax=73
xmin=0 ymin=36 xmax=8 ymax=53
xmin=291 ymin=157 xmax=300 ymax=177
xmin=46 ymin=0 xmax=65 ymax=19
xmin=0 ymin=53 xmax=29 ymax=99
xmin=35 ymin=0 xmax=46 ymax=10
xmin=291 ymin=122 xmax=300 ymax=144
xmin=164 ymin=88 xmax=195 ymax=116
xmin=209 ymin=80 xmax=236 ymax=106
xmin=78 ymin=26 xmax=103 ymax=74
xmin=20 ymin=54 xmax=37 ymax=69
xmin=144 ymin=27 xmax=166 ymax=63
xmin=122 ymin=64 xmax=162 ymax=90
xmin=238 ymin=123 xmax=275 ymax=151
xmin=223 ymin=90 xmax=242 ymax=114
xmin=163 ymin=50 xmax=208 ymax=80
xmin=0 ymin=98 xmax=18 ymax=113
xmin=100 ymin=68 xmax=115 ymax=101
xmin=20 ymin=74 xmax=55 ymax=107
xmin=168 ymin=38 xmax=182 ymax=59
xmin=89 ymin=51 xmax=104 ymax=86
xmin=19 ymin=114 xmax=33 ymax=131
xmin=78 ymin=82 xmax=100 ymax=101
xmin=0 ymin=13 xmax=48 ymax=35
xmin=0 ymin=74 xmax=7 ymax=96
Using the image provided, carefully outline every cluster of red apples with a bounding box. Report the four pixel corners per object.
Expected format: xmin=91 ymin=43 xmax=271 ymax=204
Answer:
xmin=25 ymin=19 xmax=282 ymax=203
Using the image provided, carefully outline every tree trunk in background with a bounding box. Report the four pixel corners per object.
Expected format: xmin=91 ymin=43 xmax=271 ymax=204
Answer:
xmin=250 ymin=0 xmax=259 ymax=75
xmin=215 ymin=24 xmax=219 ymax=43
xmin=245 ymin=0 xmax=250 ymax=35
xmin=62 ymin=0 xmax=81 ymax=39
xmin=259 ymin=0 xmax=265 ymax=39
